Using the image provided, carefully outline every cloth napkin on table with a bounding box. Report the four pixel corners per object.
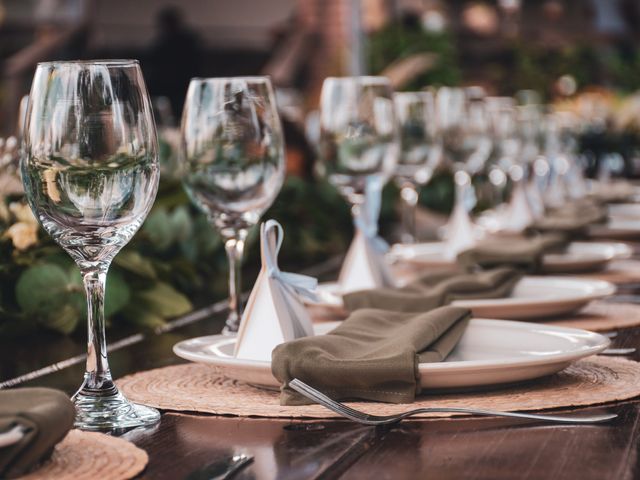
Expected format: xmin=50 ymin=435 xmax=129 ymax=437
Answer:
xmin=0 ymin=388 xmax=75 ymax=479
xmin=527 ymin=199 xmax=607 ymax=238
xmin=456 ymin=233 xmax=568 ymax=273
xmin=342 ymin=268 xmax=522 ymax=313
xmin=272 ymin=306 xmax=471 ymax=405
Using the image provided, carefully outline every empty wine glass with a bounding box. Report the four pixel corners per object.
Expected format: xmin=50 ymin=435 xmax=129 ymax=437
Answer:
xmin=317 ymin=76 xmax=398 ymax=236
xmin=180 ymin=77 xmax=285 ymax=334
xmin=393 ymin=91 xmax=440 ymax=244
xmin=22 ymin=60 xmax=161 ymax=430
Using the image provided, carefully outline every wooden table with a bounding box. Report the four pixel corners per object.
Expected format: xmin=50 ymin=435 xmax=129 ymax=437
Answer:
xmin=2 ymin=261 xmax=640 ymax=479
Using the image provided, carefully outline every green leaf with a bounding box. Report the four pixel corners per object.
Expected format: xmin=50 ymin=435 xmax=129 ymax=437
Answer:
xmin=114 ymin=250 xmax=157 ymax=279
xmin=143 ymin=208 xmax=173 ymax=250
xmin=119 ymin=303 xmax=166 ymax=329
xmin=136 ymin=281 xmax=192 ymax=318
xmin=46 ymin=304 xmax=81 ymax=334
xmin=16 ymin=264 xmax=70 ymax=315
xmin=105 ymin=269 xmax=131 ymax=317
xmin=169 ymin=206 xmax=192 ymax=243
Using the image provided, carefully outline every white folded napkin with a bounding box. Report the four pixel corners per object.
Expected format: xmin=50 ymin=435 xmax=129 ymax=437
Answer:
xmin=234 ymin=220 xmax=317 ymax=361
xmin=501 ymin=181 xmax=536 ymax=232
xmin=338 ymin=179 xmax=395 ymax=293
xmin=441 ymin=203 xmax=479 ymax=260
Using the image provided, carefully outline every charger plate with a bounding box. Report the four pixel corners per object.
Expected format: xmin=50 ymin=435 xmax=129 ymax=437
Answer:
xmin=173 ymin=319 xmax=609 ymax=391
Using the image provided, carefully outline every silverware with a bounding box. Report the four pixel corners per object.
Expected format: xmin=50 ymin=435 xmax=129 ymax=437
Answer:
xmin=186 ymin=453 xmax=253 ymax=480
xmin=601 ymin=347 xmax=636 ymax=356
xmin=289 ymin=378 xmax=617 ymax=426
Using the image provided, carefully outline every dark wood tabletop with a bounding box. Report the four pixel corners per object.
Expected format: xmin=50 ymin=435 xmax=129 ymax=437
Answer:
xmin=2 ymin=259 xmax=640 ymax=480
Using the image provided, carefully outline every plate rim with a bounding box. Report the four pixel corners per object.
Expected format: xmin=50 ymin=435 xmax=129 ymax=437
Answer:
xmin=314 ymin=276 xmax=616 ymax=309
xmin=388 ymin=241 xmax=624 ymax=266
xmin=172 ymin=318 xmax=610 ymax=372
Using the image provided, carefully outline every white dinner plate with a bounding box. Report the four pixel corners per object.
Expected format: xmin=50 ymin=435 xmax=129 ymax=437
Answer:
xmin=314 ymin=276 xmax=616 ymax=320
xmin=388 ymin=241 xmax=630 ymax=273
xmin=608 ymin=203 xmax=640 ymax=219
xmin=173 ymin=320 xmax=609 ymax=391
xmin=589 ymin=219 xmax=640 ymax=240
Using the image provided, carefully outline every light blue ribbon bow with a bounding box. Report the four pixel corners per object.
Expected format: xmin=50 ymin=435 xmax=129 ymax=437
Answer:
xmin=262 ymin=219 xmax=319 ymax=303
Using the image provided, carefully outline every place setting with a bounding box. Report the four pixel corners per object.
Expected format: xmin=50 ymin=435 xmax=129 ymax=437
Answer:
xmin=5 ymin=60 xmax=640 ymax=480
xmin=4 ymin=2 xmax=640 ymax=479
xmin=117 ymin=77 xmax=640 ymax=431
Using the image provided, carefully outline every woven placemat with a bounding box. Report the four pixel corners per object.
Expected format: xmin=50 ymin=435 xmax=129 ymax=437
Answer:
xmin=116 ymin=356 xmax=640 ymax=420
xmin=545 ymin=300 xmax=640 ymax=332
xmin=18 ymin=430 xmax=148 ymax=480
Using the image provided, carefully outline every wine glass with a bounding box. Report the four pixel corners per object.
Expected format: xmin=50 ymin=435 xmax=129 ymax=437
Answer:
xmin=440 ymin=88 xmax=492 ymax=205
xmin=180 ymin=77 xmax=285 ymax=334
xmin=317 ymin=76 xmax=398 ymax=237
xmin=393 ymin=91 xmax=440 ymax=244
xmin=22 ymin=60 xmax=161 ymax=431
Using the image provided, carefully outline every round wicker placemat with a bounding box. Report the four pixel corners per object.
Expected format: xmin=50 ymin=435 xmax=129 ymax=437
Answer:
xmin=546 ymin=300 xmax=640 ymax=332
xmin=18 ymin=430 xmax=148 ymax=480
xmin=117 ymin=356 xmax=640 ymax=420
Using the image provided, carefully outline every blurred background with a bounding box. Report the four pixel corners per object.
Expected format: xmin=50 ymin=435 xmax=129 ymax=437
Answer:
xmin=2 ymin=0 xmax=640 ymax=129
xmin=2 ymin=0 xmax=640 ymax=338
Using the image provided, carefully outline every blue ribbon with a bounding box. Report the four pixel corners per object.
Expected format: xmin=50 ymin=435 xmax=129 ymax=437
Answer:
xmin=353 ymin=177 xmax=390 ymax=254
xmin=262 ymin=219 xmax=319 ymax=303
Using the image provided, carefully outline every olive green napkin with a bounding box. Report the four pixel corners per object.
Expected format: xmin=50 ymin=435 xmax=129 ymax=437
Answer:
xmin=342 ymin=268 xmax=522 ymax=313
xmin=272 ymin=306 xmax=471 ymax=405
xmin=0 ymin=388 xmax=75 ymax=479
xmin=457 ymin=234 xmax=568 ymax=272
xmin=528 ymin=199 xmax=607 ymax=238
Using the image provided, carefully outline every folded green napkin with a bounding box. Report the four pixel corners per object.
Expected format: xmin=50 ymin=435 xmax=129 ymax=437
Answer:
xmin=528 ymin=199 xmax=607 ymax=238
xmin=457 ymin=234 xmax=567 ymax=272
xmin=342 ymin=268 xmax=522 ymax=313
xmin=0 ymin=388 xmax=75 ymax=479
xmin=272 ymin=306 xmax=471 ymax=405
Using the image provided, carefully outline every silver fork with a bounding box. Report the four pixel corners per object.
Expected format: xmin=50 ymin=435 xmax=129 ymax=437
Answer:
xmin=288 ymin=379 xmax=617 ymax=426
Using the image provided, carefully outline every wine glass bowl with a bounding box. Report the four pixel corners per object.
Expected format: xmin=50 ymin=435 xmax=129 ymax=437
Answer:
xmin=393 ymin=91 xmax=438 ymax=243
xmin=318 ymin=76 xmax=398 ymax=208
xmin=22 ymin=60 xmax=161 ymax=431
xmin=180 ymin=76 xmax=285 ymax=333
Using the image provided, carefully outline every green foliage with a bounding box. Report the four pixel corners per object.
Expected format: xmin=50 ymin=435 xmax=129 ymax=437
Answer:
xmin=15 ymin=263 xmax=83 ymax=334
xmin=368 ymin=24 xmax=461 ymax=90
xmin=419 ymin=169 xmax=454 ymax=214
xmin=0 ymin=176 xmax=372 ymax=337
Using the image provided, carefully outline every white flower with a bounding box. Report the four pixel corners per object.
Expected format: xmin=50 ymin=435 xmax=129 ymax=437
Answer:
xmin=5 ymin=222 xmax=38 ymax=250
xmin=9 ymin=202 xmax=38 ymax=226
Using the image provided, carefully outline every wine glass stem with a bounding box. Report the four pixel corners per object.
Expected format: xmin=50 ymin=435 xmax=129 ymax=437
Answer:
xmin=78 ymin=268 xmax=117 ymax=397
xmin=400 ymin=184 xmax=419 ymax=244
xmin=223 ymin=232 xmax=247 ymax=334
xmin=454 ymin=170 xmax=473 ymax=212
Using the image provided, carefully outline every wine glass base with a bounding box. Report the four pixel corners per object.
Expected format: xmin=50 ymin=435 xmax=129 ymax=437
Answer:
xmin=73 ymin=389 xmax=160 ymax=432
